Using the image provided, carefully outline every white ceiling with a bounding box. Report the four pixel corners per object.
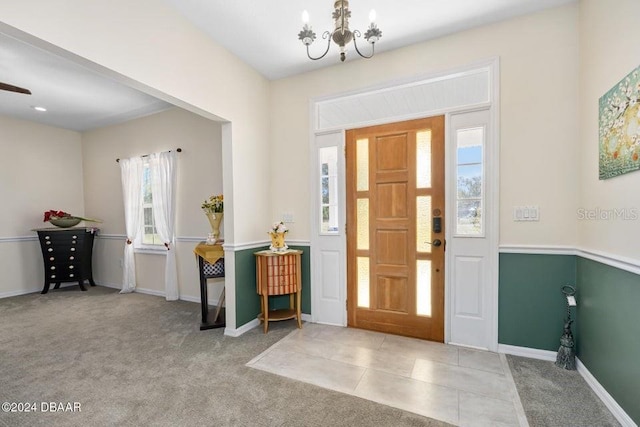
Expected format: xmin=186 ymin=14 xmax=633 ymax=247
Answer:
xmin=0 ymin=0 xmax=575 ymax=131
xmin=0 ymin=32 xmax=171 ymax=132
xmin=164 ymin=0 xmax=575 ymax=80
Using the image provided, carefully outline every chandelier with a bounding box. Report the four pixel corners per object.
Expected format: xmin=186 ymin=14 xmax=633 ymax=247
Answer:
xmin=298 ymin=0 xmax=382 ymax=62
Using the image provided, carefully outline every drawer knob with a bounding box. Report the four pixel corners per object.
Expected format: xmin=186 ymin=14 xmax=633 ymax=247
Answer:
xmin=45 ymin=236 xmax=50 ymax=240
xmin=72 ymin=235 xmax=77 ymax=239
xmin=70 ymin=248 xmax=76 ymax=252
xmin=69 ymin=274 xmax=74 ymax=278
xmin=47 ymin=248 xmax=53 ymax=252
xmin=45 ymin=241 xmax=51 ymax=245
xmin=69 ymin=265 xmax=74 ymax=270
xmin=69 ymin=256 xmax=74 ymax=260
xmin=49 ymin=257 xmax=55 ymax=261
xmin=50 ymin=266 xmax=56 ymax=270
xmin=50 ymin=275 xmax=56 ymax=279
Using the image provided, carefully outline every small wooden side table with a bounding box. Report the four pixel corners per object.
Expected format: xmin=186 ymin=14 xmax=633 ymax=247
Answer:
xmin=254 ymin=249 xmax=303 ymax=333
xmin=194 ymin=242 xmax=225 ymax=330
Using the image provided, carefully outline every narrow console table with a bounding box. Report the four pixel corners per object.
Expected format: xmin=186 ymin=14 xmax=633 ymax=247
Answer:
xmin=34 ymin=227 xmax=99 ymax=294
xmin=254 ymin=249 xmax=303 ymax=333
xmin=193 ymin=242 xmax=225 ymax=330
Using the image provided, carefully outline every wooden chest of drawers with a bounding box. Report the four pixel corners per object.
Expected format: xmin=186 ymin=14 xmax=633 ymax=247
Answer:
xmin=35 ymin=228 xmax=98 ymax=294
xmin=254 ymin=249 xmax=303 ymax=333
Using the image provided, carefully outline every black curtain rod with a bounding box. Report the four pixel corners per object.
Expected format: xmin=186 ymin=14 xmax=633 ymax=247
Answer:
xmin=116 ymin=148 xmax=182 ymax=163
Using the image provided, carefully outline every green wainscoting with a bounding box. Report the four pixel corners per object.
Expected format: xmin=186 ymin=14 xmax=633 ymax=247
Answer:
xmin=234 ymin=245 xmax=311 ymax=328
xmin=576 ymin=257 xmax=640 ymax=424
xmin=498 ymin=253 xmax=577 ymax=351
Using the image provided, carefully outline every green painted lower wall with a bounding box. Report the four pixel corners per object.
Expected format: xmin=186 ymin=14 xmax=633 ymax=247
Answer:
xmin=234 ymin=245 xmax=311 ymax=328
xmin=500 ymin=252 xmax=640 ymax=423
xmin=498 ymin=253 xmax=577 ymax=351
xmin=576 ymin=257 xmax=640 ymax=424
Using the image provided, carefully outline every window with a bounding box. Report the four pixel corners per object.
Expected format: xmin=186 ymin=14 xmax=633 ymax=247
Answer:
xmin=455 ymin=126 xmax=484 ymax=235
xmin=319 ymin=147 xmax=339 ymax=234
xmin=136 ymin=161 xmax=163 ymax=249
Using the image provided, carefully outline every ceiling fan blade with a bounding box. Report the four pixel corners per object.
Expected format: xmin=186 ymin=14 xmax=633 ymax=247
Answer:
xmin=0 ymin=82 xmax=32 ymax=95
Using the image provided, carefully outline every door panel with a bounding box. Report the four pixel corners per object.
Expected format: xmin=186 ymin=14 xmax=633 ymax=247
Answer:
xmin=312 ymin=132 xmax=346 ymax=326
xmin=347 ymin=116 xmax=445 ymax=342
xmin=448 ymin=110 xmax=494 ymax=349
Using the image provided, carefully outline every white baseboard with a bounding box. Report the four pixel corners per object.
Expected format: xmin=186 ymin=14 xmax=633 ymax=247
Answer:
xmin=225 ymin=318 xmax=260 ymax=337
xmin=498 ymin=343 xmax=557 ymax=361
xmin=0 ymin=287 xmax=41 ymax=298
xmin=0 ymin=282 xmax=95 ymax=299
xmin=576 ymin=359 xmax=637 ymax=427
xmin=499 ymin=344 xmax=636 ymax=427
xmin=225 ymin=314 xmax=312 ymax=337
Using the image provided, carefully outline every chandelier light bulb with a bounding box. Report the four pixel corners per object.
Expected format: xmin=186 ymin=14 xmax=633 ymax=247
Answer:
xmin=302 ymin=10 xmax=310 ymax=24
xmin=369 ymin=9 xmax=377 ymax=23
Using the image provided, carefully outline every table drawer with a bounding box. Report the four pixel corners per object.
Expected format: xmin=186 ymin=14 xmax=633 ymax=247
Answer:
xmin=264 ymin=254 xmax=299 ymax=295
xmin=40 ymin=233 xmax=86 ymax=244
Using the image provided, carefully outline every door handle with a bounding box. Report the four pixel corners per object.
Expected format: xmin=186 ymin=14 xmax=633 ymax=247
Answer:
xmin=425 ymin=239 xmax=442 ymax=247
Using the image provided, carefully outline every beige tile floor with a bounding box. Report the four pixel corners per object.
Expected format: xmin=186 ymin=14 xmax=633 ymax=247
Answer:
xmin=247 ymin=323 xmax=529 ymax=427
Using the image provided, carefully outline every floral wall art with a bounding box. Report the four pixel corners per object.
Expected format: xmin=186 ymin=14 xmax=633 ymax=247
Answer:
xmin=599 ymin=64 xmax=640 ymax=179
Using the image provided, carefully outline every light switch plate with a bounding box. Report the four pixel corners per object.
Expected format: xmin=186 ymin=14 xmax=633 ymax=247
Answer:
xmin=282 ymin=212 xmax=294 ymax=223
xmin=513 ymin=206 xmax=540 ymax=221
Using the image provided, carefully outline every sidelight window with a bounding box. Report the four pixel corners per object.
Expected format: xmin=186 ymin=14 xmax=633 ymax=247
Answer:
xmin=455 ymin=127 xmax=484 ymax=236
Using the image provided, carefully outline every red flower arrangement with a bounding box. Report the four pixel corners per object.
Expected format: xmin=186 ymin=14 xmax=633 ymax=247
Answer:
xmin=43 ymin=210 xmax=101 ymax=223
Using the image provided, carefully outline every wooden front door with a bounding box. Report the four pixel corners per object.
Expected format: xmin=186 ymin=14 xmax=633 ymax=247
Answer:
xmin=346 ymin=116 xmax=445 ymax=341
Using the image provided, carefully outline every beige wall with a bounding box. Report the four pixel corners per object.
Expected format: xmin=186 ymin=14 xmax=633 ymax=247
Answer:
xmin=0 ymin=0 xmax=270 ymax=245
xmin=0 ymin=115 xmax=84 ymax=296
xmin=82 ymin=108 xmax=223 ymax=299
xmin=270 ymin=4 xmax=580 ymax=247
xmin=578 ymin=0 xmax=640 ymax=260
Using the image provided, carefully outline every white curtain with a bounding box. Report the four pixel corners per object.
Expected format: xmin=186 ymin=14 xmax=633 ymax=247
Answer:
xmin=149 ymin=151 xmax=179 ymax=301
xmin=119 ymin=157 xmax=145 ymax=294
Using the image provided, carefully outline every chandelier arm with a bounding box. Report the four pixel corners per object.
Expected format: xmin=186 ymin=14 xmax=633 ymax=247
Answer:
xmin=307 ymin=31 xmax=332 ymax=61
xmin=352 ymin=30 xmax=375 ymax=59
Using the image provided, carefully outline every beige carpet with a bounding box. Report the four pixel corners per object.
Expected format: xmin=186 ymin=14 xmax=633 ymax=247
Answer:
xmin=0 ymin=286 xmax=450 ymax=427
xmin=506 ymin=355 xmax=620 ymax=427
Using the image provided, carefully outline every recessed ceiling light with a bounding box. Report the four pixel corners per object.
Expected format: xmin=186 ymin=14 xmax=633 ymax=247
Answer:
xmin=31 ymin=106 xmax=47 ymax=112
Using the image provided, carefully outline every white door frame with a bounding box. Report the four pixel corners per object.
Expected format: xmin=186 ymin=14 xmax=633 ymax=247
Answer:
xmin=310 ymin=58 xmax=500 ymax=350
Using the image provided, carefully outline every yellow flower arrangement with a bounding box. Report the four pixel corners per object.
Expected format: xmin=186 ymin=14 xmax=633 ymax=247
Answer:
xmin=202 ymin=194 xmax=223 ymax=214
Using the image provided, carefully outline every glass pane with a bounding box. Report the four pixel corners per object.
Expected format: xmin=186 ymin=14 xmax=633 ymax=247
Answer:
xmin=142 ymin=164 xmax=152 ymax=204
xmin=321 ymin=177 xmax=330 ymax=204
xmin=319 ymin=147 xmax=339 ymax=234
xmin=458 ymin=145 xmax=482 ymax=165
xmin=143 ymin=207 xmax=153 ymax=226
xmin=417 ymin=260 xmax=432 ymax=316
xmin=457 ymin=166 xmax=482 ymax=199
xmin=357 ymin=199 xmax=369 ymax=250
xmin=143 ymin=227 xmax=154 ymax=244
xmin=356 ymin=138 xmax=369 ymax=191
xmin=457 ymin=200 xmax=482 ymax=235
xmin=457 ymin=127 xmax=484 ymax=151
xmin=456 ymin=126 xmax=484 ymax=236
xmin=322 ymin=206 xmax=330 ymax=222
xmin=416 ymin=196 xmax=432 ymax=253
xmin=357 ymin=257 xmax=370 ymax=308
xmin=416 ymin=130 xmax=432 ymax=188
